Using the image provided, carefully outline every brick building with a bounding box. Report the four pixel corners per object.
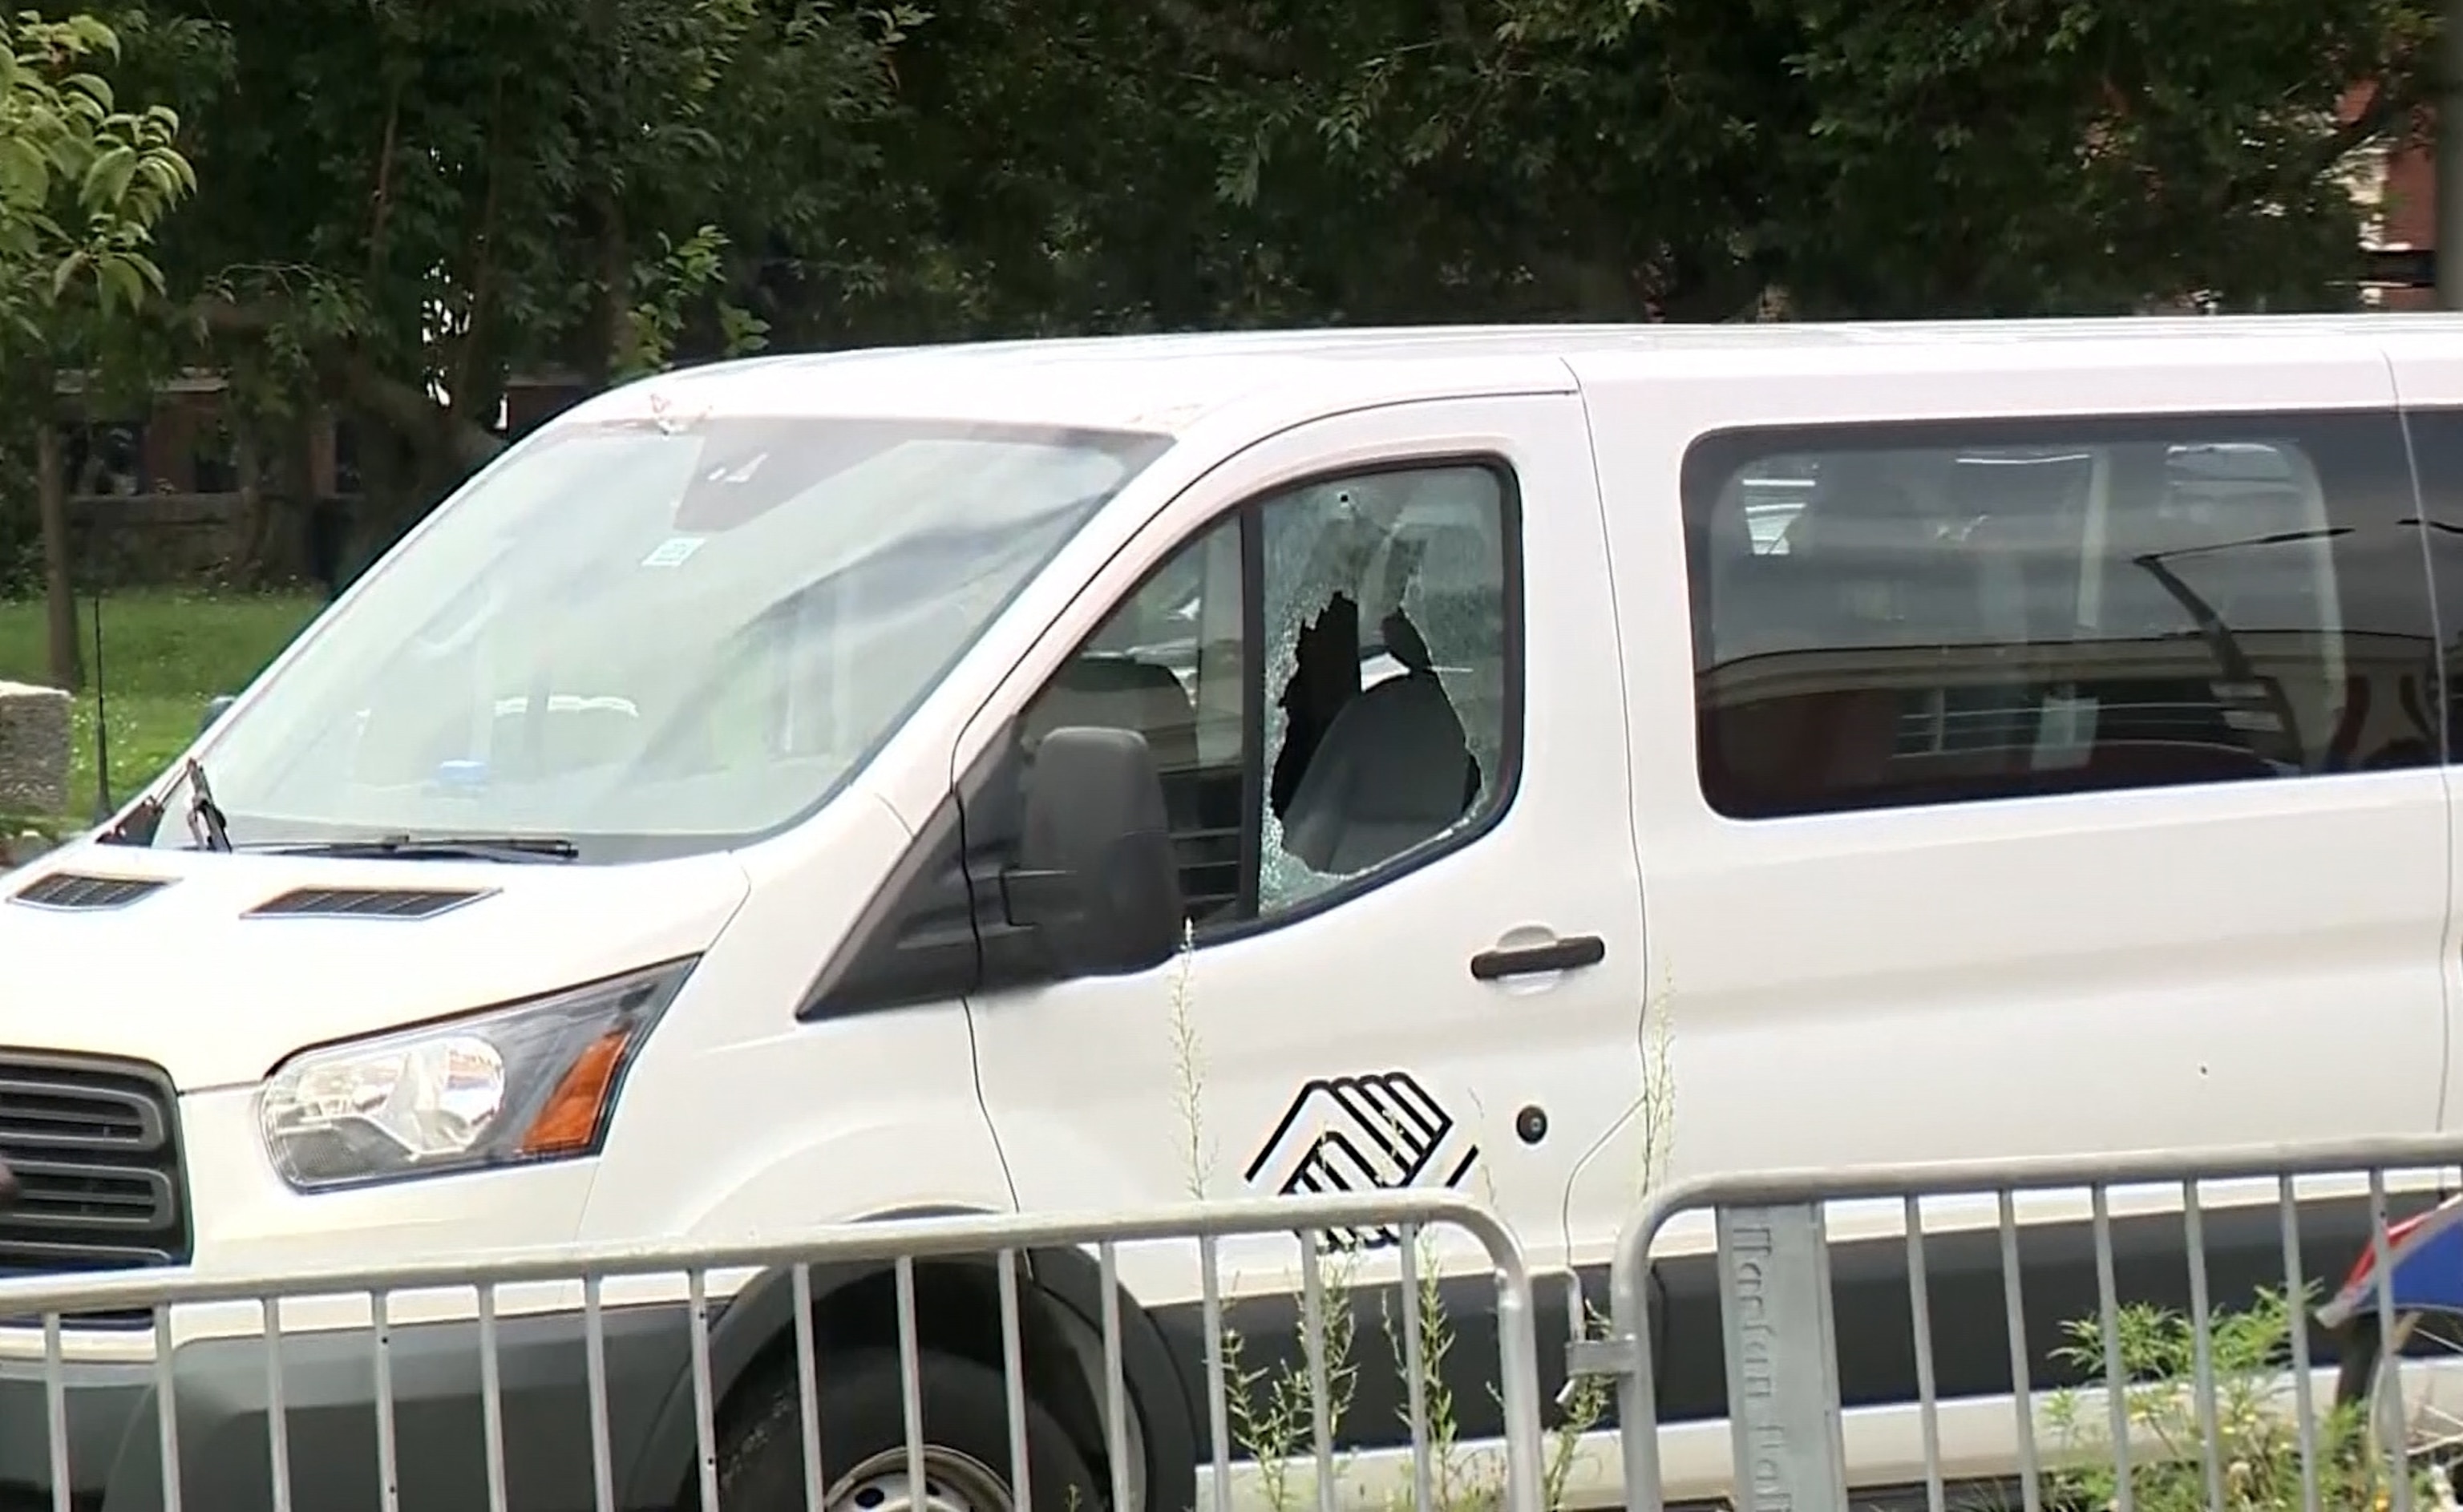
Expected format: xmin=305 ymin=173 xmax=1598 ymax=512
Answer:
xmin=2344 ymin=83 xmax=2443 ymax=309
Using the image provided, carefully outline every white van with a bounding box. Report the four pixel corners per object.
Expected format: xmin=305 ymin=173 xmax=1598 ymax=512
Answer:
xmin=6 ymin=314 xmax=2463 ymax=1512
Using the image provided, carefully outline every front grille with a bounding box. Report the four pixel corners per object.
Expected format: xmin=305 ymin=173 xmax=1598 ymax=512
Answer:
xmin=0 ymin=1052 xmax=188 ymax=1328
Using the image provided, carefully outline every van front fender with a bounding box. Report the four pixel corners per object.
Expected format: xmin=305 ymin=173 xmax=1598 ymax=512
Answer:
xmin=618 ymin=1209 xmax=1199 ymax=1512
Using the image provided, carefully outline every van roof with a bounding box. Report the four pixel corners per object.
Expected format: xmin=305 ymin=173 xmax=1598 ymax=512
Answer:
xmin=569 ymin=313 xmax=2463 ymax=438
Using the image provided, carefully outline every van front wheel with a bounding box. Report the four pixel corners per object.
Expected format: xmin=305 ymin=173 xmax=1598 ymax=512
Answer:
xmin=715 ymin=1348 xmax=1106 ymax=1512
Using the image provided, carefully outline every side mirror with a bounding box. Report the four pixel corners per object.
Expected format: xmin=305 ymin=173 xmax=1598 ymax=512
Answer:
xmin=1004 ymin=726 xmax=1183 ymax=979
xmin=199 ymin=695 xmax=237 ymax=736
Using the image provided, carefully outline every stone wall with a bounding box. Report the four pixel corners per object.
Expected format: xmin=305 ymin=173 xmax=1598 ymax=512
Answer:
xmin=0 ymin=681 xmax=72 ymax=818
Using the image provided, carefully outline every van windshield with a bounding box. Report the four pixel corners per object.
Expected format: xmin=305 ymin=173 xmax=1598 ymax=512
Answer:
xmin=172 ymin=414 xmax=1171 ymax=861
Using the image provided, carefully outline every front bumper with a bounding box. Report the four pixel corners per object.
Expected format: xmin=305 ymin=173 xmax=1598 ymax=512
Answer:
xmin=0 ymin=1304 xmax=695 ymax=1512
xmin=0 ymin=1352 xmax=153 ymax=1508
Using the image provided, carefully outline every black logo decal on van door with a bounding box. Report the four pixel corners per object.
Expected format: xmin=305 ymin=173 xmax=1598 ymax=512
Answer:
xmin=1244 ymin=1073 xmax=1479 ymax=1251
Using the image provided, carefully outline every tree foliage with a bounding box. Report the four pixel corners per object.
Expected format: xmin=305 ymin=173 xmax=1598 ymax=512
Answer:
xmin=2 ymin=8 xmax=192 ymax=686
xmin=1094 ymin=0 xmax=2440 ymax=321
xmin=0 ymin=0 xmax=2447 ymax=603
xmin=1 ymin=9 xmax=191 ymax=337
xmin=100 ymin=0 xmax=918 ymax=568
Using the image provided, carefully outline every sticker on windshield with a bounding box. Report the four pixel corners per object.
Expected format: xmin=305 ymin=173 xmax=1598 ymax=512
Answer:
xmin=641 ymin=536 xmax=706 ymax=568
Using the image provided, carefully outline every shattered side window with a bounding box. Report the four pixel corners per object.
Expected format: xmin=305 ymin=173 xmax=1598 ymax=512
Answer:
xmin=1257 ymin=483 xmax=1380 ymax=908
xmin=1023 ymin=457 xmax=1520 ymax=935
xmin=1255 ymin=465 xmax=1515 ymax=914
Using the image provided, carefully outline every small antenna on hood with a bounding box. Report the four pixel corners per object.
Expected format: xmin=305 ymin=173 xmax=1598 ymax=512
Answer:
xmin=89 ymin=588 xmax=112 ymax=823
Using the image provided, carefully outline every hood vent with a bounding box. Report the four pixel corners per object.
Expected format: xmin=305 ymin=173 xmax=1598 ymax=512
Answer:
xmin=10 ymin=873 xmax=172 ymax=912
xmin=246 ymin=887 xmax=492 ymax=921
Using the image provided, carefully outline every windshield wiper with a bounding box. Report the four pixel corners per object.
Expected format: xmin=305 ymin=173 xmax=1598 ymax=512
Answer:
xmin=99 ymin=758 xmax=229 ymax=851
xmin=262 ymin=835 xmax=581 ymax=864
xmin=184 ymin=760 xmax=232 ymax=853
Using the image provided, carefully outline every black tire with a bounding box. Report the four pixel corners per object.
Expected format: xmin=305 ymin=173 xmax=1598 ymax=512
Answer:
xmin=716 ymin=1348 xmax=1106 ymax=1512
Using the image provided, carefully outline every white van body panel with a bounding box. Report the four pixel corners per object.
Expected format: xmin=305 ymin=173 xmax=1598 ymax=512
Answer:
xmin=573 ymin=790 xmax=1019 ymax=1243
xmin=956 ymin=390 xmax=1651 ymax=1303
xmin=560 ymin=337 xmax=1587 ymax=445
xmin=1556 ymin=325 xmax=2457 ymax=1502
xmin=0 ymin=849 xmax=749 ymax=1090
xmin=2379 ymin=327 xmax=2463 ymax=1133
xmin=1576 ymin=332 xmax=2446 ymax=1204
xmin=6 ymin=315 xmax=2463 ymax=1512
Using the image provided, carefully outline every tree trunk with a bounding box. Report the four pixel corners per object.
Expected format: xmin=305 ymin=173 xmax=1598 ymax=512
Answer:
xmin=234 ymin=420 xmax=271 ymax=588
xmin=581 ymin=188 xmax=631 ymax=387
xmin=324 ymin=359 xmax=506 ymax=589
xmin=35 ymin=417 xmax=81 ymax=693
xmin=339 ymin=410 xmax=415 ymax=588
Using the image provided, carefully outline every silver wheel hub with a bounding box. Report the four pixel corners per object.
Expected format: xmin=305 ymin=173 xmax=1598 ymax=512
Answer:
xmin=826 ymin=1448 xmax=1017 ymax=1512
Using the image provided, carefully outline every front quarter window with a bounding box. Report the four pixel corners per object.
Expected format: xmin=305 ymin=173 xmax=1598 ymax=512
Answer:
xmin=176 ymin=414 xmax=1170 ymax=861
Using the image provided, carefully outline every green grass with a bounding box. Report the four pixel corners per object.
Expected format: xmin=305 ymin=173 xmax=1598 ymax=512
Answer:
xmin=0 ymin=590 xmax=323 ymax=826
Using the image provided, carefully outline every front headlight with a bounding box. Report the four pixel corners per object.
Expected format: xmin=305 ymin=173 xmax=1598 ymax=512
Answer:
xmin=256 ymin=957 xmax=695 ymax=1191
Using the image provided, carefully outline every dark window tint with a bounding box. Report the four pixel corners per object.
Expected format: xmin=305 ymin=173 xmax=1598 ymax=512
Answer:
xmin=2395 ymin=406 xmax=2463 ymax=759
xmin=1018 ymin=463 xmax=1519 ymax=931
xmin=1684 ymin=410 xmax=2438 ymax=819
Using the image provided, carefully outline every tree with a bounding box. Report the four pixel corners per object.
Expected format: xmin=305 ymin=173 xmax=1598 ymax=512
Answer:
xmin=44 ymin=0 xmax=2440 ymax=611
xmin=879 ymin=0 xmax=2439 ymax=325
xmin=2 ymin=10 xmax=192 ymax=332
xmin=2 ymin=8 xmax=195 ymax=689
xmin=126 ymin=0 xmax=908 ymax=581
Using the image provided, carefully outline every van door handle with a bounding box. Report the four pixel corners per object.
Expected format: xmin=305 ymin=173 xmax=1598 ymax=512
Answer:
xmin=1470 ymin=935 xmax=1607 ymax=982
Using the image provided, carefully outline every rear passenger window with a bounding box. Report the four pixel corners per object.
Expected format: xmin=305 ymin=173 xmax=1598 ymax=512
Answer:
xmin=1684 ymin=411 xmax=2437 ymax=819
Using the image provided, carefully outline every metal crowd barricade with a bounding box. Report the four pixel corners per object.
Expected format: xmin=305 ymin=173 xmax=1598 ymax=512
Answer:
xmin=0 ymin=1191 xmax=1547 ymax=1512
xmin=1577 ymin=1134 xmax=2463 ymax=1512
